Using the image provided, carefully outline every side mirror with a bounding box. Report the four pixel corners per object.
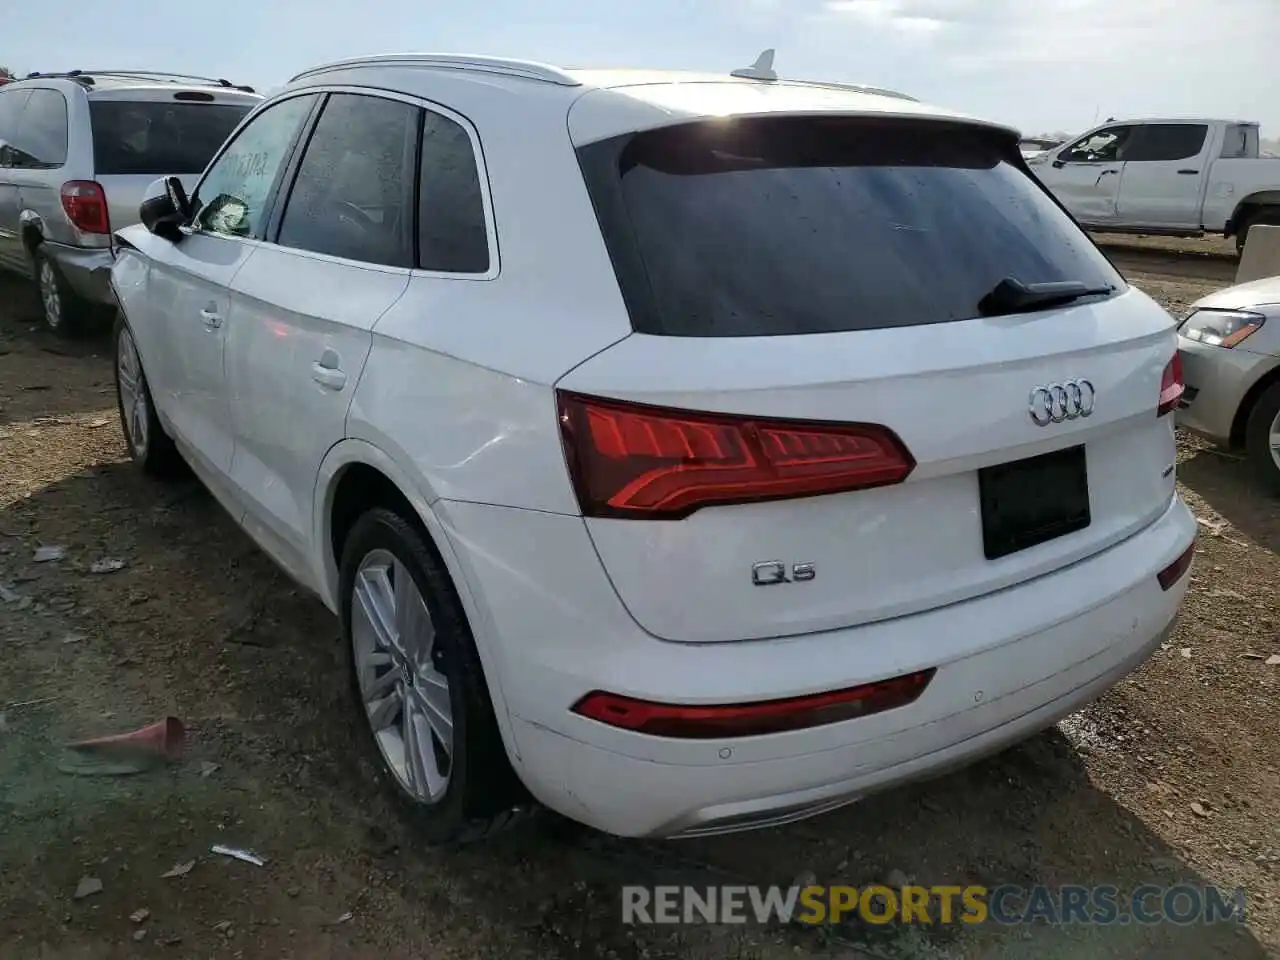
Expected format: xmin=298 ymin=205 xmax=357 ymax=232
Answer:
xmin=1052 ymin=157 xmax=1068 ymax=169
xmin=139 ymin=176 xmax=192 ymax=242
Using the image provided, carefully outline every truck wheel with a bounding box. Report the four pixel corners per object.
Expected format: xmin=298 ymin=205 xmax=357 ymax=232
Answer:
xmin=1236 ymin=209 xmax=1280 ymax=256
xmin=1244 ymin=381 xmax=1280 ymax=497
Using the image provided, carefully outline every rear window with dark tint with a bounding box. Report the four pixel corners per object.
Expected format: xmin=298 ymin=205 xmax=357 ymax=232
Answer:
xmin=576 ymin=117 xmax=1125 ymax=337
xmin=90 ymin=100 xmax=251 ymax=175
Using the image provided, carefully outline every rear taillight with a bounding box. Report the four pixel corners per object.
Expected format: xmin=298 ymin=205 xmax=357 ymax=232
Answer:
xmin=571 ymin=669 xmax=936 ymax=738
xmin=60 ymin=180 xmax=111 ymax=235
xmin=1157 ymin=540 xmax=1195 ymax=591
xmin=556 ymin=391 xmax=916 ymax=520
xmin=1157 ymin=353 xmax=1184 ymax=417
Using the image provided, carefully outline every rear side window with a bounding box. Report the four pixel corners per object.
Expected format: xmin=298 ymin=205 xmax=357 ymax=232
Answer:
xmin=577 ymin=117 xmax=1126 ymax=337
xmin=1124 ymin=124 xmax=1208 ymax=163
xmin=89 ymin=100 xmax=251 ymax=175
xmin=276 ymin=93 xmax=419 ymax=268
xmin=9 ymin=88 xmax=68 ymax=167
xmin=418 ymin=110 xmax=489 ymax=273
xmin=0 ymin=89 xmax=30 ymax=167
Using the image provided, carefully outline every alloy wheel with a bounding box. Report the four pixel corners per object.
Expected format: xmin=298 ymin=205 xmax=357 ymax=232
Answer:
xmin=116 ymin=326 xmax=150 ymax=459
xmin=39 ymin=261 xmax=62 ymax=330
xmin=1270 ymin=408 xmax=1280 ymax=474
xmin=351 ymin=549 xmax=454 ymax=802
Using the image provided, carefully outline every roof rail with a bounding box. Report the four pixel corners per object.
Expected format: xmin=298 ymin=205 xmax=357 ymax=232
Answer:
xmin=24 ymin=69 xmax=256 ymax=93
xmin=793 ymin=79 xmax=918 ymax=102
xmin=288 ymin=53 xmax=582 ymax=87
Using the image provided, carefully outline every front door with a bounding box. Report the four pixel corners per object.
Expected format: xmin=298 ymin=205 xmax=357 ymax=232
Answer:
xmin=1038 ymin=124 xmax=1134 ymax=225
xmin=140 ymin=233 xmax=248 ymax=478
xmin=224 ymin=91 xmax=419 ymax=582
xmin=144 ymin=92 xmax=320 ymax=480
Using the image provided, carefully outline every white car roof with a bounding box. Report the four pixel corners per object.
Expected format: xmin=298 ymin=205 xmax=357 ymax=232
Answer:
xmin=287 ymin=53 xmax=1017 ymax=145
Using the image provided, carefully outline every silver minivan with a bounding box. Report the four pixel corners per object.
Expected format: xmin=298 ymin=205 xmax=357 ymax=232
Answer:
xmin=0 ymin=70 xmax=259 ymax=336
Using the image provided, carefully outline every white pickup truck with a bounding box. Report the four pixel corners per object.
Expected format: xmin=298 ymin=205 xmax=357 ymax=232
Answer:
xmin=1028 ymin=118 xmax=1280 ymax=253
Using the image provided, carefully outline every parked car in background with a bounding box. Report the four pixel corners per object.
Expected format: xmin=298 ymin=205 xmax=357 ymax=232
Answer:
xmin=1019 ymin=136 xmax=1062 ymax=161
xmin=111 ymin=52 xmax=1196 ymax=845
xmin=1029 ymin=118 xmax=1280 ymax=253
xmin=1177 ymin=276 xmax=1280 ymax=493
xmin=0 ymin=70 xmax=259 ymax=336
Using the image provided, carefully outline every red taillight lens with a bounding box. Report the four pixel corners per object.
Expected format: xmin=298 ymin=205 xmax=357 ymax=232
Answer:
xmin=60 ymin=180 xmax=111 ymax=235
xmin=1157 ymin=353 xmax=1184 ymax=417
xmin=556 ymin=391 xmax=915 ymax=520
xmin=1157 ymin=540 xmax=1195 ymax=591
xmin=571 ymin=670 xmax=935 ymax=738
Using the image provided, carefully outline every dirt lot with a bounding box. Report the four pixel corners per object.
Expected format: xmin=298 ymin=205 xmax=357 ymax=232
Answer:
xmin=0 ymin=258 xmax=1277 ymax=960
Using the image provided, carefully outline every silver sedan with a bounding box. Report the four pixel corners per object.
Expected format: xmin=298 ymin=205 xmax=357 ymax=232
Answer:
xmin=1177 ymin=275 xmax=1280 ymax=494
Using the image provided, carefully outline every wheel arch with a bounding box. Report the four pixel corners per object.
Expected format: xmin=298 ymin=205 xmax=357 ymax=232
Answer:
xmin=1228 ymin=193 xmax=1280 ymax=237
xmin=1230 ymin=361 xmax=1280 ymax=447
xmin=20 ymin=210 xmax=46 ymax=270
xmin=313 ymin=439 xmax=522 ymax=762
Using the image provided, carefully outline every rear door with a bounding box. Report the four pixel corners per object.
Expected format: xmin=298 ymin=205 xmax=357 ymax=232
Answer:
xmin=4 ymin=88 xmax=70 ymax=255
xmin=0 ymin=87 xmax=31 ymax=270
xmin=1114 ymin=123 xmax=1210 ymax=228
xmin=87 ymin=90 xmax=256 ymax=235
xmin=561 ymin=115 xmax=1179 ymax=644
xmin=223 ymin=91 xmax=416 ymax=581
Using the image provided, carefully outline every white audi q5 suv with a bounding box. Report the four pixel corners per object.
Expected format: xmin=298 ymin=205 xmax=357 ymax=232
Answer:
xmin=110 ymin=51 xmax=1197 ymax=842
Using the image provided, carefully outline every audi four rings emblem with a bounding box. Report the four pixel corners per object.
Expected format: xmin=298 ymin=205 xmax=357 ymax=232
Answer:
xmin=1028 ymin=379 xmax=1096 ymax=426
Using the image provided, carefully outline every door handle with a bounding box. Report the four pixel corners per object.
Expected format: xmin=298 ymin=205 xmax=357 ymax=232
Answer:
xmin=199 ymin=307 xmax=222 ymax=329
xmin=1177 ymin=169 xmax=1200 ymax=175
xmin=311 ymin=362 xmax=347 ymax=390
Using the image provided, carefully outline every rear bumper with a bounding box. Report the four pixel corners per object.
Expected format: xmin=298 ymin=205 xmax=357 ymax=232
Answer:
xmin=1176 ymin=336 xmax=1279 ymax=443
xmin=442 ymin=493 xmax=1196 ymax=839
xmin=42 ymin=241 xmax=115 ymax=307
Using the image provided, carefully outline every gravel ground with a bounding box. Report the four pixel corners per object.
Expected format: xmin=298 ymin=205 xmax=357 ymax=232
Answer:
xmin=0 ymin=263 xmax=1277 ymax=960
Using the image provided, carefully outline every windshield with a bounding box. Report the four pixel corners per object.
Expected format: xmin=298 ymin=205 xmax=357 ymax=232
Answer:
xmin=90 ymin=100 xmax=251 ymax=176
xmin=577 ymin=117 xmax=1125 ymax=337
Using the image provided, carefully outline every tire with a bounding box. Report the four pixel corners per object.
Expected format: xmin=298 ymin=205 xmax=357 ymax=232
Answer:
xmin=1244 ymin=382 xmax=1280 ymax=497
xmin=113 ymin=312 xmax=185 ymax=478
xmin=33 ymin=246 xmax=102 ymax=338
xmin=339 ymin=507 xmax=531 ymax=845
xmin=1235 ymin=209 xmax=1280 ymax=257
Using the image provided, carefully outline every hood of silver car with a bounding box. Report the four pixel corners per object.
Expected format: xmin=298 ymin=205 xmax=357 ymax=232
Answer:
xmin=1192 ymin=274 xmax=1280 ymax=312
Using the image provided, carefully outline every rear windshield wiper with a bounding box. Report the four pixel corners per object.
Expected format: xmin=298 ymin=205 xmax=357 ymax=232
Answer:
xmin=978 ymin=278 xmax=1116 ymax=317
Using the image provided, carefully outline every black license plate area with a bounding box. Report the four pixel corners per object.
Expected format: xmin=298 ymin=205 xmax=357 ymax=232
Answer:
xmin=979 ymin=446 xmax=1090 ymax=560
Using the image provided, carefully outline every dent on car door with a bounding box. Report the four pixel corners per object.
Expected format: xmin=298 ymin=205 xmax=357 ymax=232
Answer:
xmin=131 ymin=92 xmax=319 ymax=481
xmin=1045 ymin=125 xmax=1133 ymax=224
xmin=224 ymin=92 xmax=417 ymax=579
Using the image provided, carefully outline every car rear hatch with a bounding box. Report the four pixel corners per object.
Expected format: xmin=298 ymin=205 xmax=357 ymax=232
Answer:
xmin=557 ymin=112 xmax=1182 ymax=644
xmin=87 ymin=88 xmax=256 ymax=235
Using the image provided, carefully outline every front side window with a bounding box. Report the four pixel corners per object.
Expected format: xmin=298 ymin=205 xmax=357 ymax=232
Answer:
xmin=1061 ymin=126 xmax=1132 ymax=163
xmin=193 ymin=94 xmax=316 ymax=238
xmin=276 ymin=93 xmax=418 ymax=267
xmin=8 ymin=88 xmax=68 ymax=168
xmin=577 ymin=116 xmax=1125 ymax=337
